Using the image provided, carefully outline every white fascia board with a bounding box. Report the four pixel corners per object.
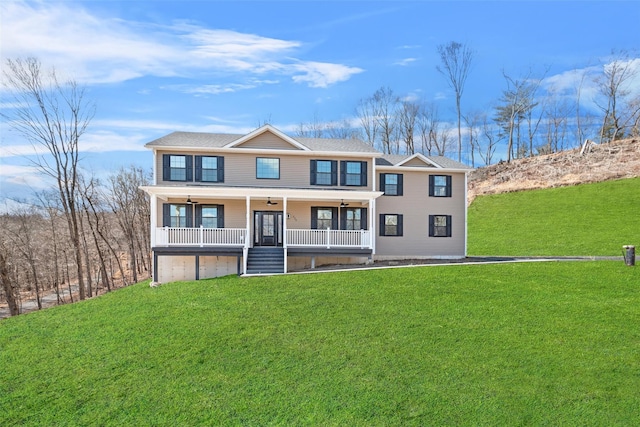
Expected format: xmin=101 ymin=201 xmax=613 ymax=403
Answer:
xmin=150 ymin=146 xmax=381 ymax=158
xmin=139 ymin=185 xmax=384 ymax=202
xmin=376 ymin=165 xmax=473 ymax=174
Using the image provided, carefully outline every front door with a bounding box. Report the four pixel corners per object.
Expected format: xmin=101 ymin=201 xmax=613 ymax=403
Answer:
xmin=254 ymin=211 xmax=283 ymax=246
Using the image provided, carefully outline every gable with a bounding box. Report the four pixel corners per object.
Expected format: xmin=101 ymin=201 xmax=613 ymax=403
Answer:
xmin=399 ymin=155 xmax=439 ymax=168
xmin=233 ymin=132 xmax=303 ymax=150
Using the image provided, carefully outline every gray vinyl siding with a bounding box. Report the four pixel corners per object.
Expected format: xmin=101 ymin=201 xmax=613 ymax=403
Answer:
xmin=155 ymin=150 xmax=374 ymax=191
xmin=375 ymin=170 xmax=466 ymax=257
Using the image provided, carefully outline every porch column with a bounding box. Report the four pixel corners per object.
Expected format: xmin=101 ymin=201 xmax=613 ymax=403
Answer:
xmin=244 ymin=196 xmax=251 ymax=274
xmin=370 ymin=198 xmax=376 ymax=253
xmin=150 ymin=194 xmax=157 ymax=247
xmin=283 ymin=197 xmax=288 ymax=273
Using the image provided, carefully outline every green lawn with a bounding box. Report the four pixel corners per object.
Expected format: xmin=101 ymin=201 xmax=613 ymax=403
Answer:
xmin=1 ymin=262 xmax=639 ymax=426
xmin=468 ymin=177 xmax=640 ymax=256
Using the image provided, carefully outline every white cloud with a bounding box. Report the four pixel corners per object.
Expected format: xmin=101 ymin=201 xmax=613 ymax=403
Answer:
xmin=394 ymin=58 xmax=418 ymax=66
xmin=0 ymin=164 xmax=50 ymax=189
xmin=0 ymin=1 xmax=363 ymax=88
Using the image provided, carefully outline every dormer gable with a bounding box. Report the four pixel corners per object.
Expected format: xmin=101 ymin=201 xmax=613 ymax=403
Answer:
xmin=223 ymin=125 xmax=310 ymax=151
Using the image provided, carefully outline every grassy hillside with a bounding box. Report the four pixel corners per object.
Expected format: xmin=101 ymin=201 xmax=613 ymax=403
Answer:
xmin=468 ymin=177 xmax=640 ymax=256
xmin=1 ymin=262 xmax=639 ymax=426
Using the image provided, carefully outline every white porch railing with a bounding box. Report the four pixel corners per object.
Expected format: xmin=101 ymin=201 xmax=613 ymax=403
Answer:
xmin=286 ymin=229 xmax=371 ymax=249
xmin=156 ymin=227 xmax=246 ymax=247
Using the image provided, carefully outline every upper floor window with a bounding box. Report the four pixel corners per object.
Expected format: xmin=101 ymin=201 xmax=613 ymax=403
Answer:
xmin=257 ymin=157 xmax=280 ymax=179
xmin=311 ymin=207 xmax=338 ymax=230
xmin=429 ymin=215 xmax=452 ymax=237
xmin=379 ymin=214 xmax=403 ymax=236
xmin=196 ymin=156 xmax=224 ymax=183
xmin=163 ymin=154 xmax=192 ymax=182
xmin=380 ymin=173 xmax=403 ymax=196
xmin=429 ymin=175 xmax=452 ymax=197
xmin=341 ymin=161 xmax=367 ymax=186
xmin=310 ymin=160 xmax=337 ymax=186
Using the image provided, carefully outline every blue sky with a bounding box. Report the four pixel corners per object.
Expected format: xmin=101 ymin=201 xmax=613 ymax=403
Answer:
xmin=1 ymin=0 xmax=639 ymax=204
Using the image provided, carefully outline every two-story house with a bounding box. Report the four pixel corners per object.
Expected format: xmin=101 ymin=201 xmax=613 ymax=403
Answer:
xmin=140 ymin=125 xmax=472 ymax=283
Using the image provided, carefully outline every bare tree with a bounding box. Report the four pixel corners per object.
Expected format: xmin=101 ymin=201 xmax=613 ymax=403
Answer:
xmin=479 ymin=114 xmax=501 ymax=166
xmin=595 ymin=50 xmax=640 ymax=142
xmin=0 ymin=239 xmax=20 ymax=316
xmin=437 ymin=41 xmax=474 ymax=162
xmin=2 ymin=58 xmax=95 ymax=300
xmin=398 ymin=100 xmax=420 ymax=154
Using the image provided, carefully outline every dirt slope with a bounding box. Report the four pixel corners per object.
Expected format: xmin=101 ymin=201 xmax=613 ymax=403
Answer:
xmin=468 ymin=138 xmax=640 ymax=203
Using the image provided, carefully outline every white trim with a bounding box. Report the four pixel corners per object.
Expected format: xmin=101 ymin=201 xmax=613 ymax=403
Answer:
xmin=150 ymin=145 xmax=381 ymax=158
xmin=376 ymin=165 xmax=473 ymax=173
xmin=223 ymin=124 xmax=311 ymax=151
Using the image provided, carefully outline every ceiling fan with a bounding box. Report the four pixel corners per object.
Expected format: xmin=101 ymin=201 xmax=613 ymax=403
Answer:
xmin=340 ymin=199 xmax=349 ymax=208
xmin=266 ymin=197 xmax=278 ymax=206
xmin=186 ymin=195 xmax=198 ymax=205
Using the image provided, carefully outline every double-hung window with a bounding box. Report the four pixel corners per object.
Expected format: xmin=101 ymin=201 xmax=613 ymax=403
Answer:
xmin=257 ymin=157 xmax=280 ymax=179
xmin=196 ymin=205 xmax=224 ymax=228
xmin=340 ymin=161 xmax=367 ymax=186
xmin=310 ymin=160 xmax=337 ymax=185
xmin=379 ymin=214 xmax=403 ymax=236
xmin=162 ymin=204 xmax=192 ymax=228
xmin=311 ymin=207 xmax=338 ymax=230
xmin=429 ymin=175 xmax=452 ymax=197
xmin=196 ymin=156 xmax=224 ymax=182
xmin=380 ymin=173 xmax=403 ymax=196
xmin=341 ymin=207 xmax=368 ymax=230
xmin=429 ymin=215 xmax=452 ymax=237
xmin=163 ymin=154 xmax=192 ymax=182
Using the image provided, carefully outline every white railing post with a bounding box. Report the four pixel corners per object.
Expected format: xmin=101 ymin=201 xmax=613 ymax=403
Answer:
xmin=200 ymin=225 xmax=204 ymax=247
xmin=326 ymin=227 xmax=330 ymax=249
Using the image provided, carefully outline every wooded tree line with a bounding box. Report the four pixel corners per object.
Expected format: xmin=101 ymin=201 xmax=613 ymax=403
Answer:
xmin=297 ymin=45 xmax=640 ymax=166
xmin=1 ymin=58 xmax=151 ymax=316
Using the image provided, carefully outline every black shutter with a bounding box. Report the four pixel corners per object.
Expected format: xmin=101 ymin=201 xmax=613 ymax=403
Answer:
xmin=428 ymin=215 xmax=435 ymax=237
xmin=331 ymin=207 xmax=338 ymax=230
xmin=428 ymin=175 xmax=435 ymax=196
xmin=360 ymin=161 xmax=367 ymax=187
xmin=397 ymin=214 xmax=403 ymax=236
xmin=186 ymin=205 xmax=193 ymax=228
xmin=194 ymin=204 xmax=203 ymax=227
xmin=380 ymin=173 xmax=386 ymax=192
xmin=186 ymin=156 xmax=193 ymax=182
xmin=311 ymin=207 xmax=318 ymax=229
xmin=340 ymin=207 xmax=346 ymax=230
xmin=446 ymin=175 xmax=452 ymax=197
xmin=310 ymin=160 xmax=317 ymax=185
xmin=379 ymin=214 xmax=385 ymax=236
xmin=331 ymin=161 xmax=338 ymax=186
xmin=446 ymin=215 xmax=452 ymax=237
xmin=361 ymin=208 xmax=368 ymax=230
xmin=162 ymin=204 xmax=171 ymax=227
xmin=218 ymin=205 xmax=225 ymax=228
xmin=217 ymin=156 xmax=224 ymax=182
xmin=340 ymin=161 xmax=346 ymax=186
xmin=397 ymin=174 xmax=404 ymax=196
xmin=162 ymin=155 xmax=170 ymax=181
xmin=195 ymin=156 xmax=202 ymax=182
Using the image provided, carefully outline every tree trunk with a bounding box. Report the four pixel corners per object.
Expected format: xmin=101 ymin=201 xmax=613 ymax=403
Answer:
xmin=0 ymin=250 xmax=20 ymax=316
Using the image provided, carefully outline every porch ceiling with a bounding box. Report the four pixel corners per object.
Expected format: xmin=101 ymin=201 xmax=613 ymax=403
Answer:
xmin=140 ymin=185 xmax=384 ymax=202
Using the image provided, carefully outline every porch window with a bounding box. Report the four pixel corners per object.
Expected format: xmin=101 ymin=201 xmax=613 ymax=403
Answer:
xmin=311 ymin=207 xmax=338 ymax=230
xmin=340 ymin=161 xmax=367 ymax=186
xmin=196 ymin=156 xmax=224 ymax=182
xmin=341 ymin=207 xmax=368 ymax=230
xmin=310 ymin=159 xmax=337 ymax=185
xmin=162 ymin=154 xmax=192 ymax=182
xmin=429 ymin=215 xmax=452 ymax=237
xmin=257 ymin=157 xmax=280 ymax=179
xmin=196 ymin=205 xmax=225 ymax=228
xmin=380 ymin=173 xmax=403 ymax=196
xmin=379 ymin=214 xmax=403 ymax=236
xmin=429 ymin=175 xmax=452 ymax=197
xmin=162 ymin=204 xmax=192 ymax=227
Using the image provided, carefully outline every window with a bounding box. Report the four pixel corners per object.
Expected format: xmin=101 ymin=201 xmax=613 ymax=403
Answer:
xmin=310 ymin=160 xmax=337 ymax=186
xmin=311 ymin=207 xmax=338 ymax=230
xmin=162 ymin=154 xmax=192 ymax=182
xmin=341 ymin=207 xmax=367 ymax=230
xmin=257 ymin=157 xmax=280 ymax=179
xmin=380 ymin=173 xmax=403 ymax=196
xmin=340 ymin=161 xmax=367 ymax=186
xmin=379 ymin=214 xmax=403 ymax=236
xmin=162 ymin=204 xmax=192 ymax=227
xmin=429 ymin=215 xmax=452 ymax=237
xmin=196 ymin=156 xmax=224 ymax=182
xmin=429 ymin=175 xmax=452 ymax=197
